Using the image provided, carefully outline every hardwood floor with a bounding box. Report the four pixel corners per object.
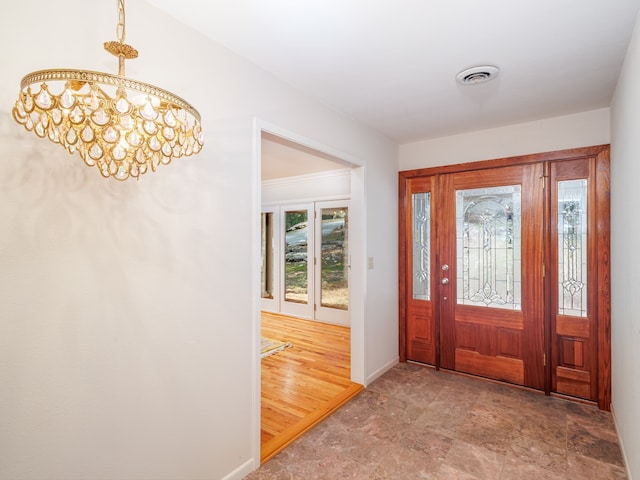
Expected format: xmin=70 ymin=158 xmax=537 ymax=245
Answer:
xmin=260 ymin=312 xmax=363 ymax=463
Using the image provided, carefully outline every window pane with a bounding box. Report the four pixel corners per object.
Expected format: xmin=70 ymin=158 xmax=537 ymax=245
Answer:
xmin=558 ymin=179 xmax=588 ymax=317
xmin=320 ymin=207 xmax=348 ymax=310
xmin=284 ymin=210 xmax=308 ymax=304
xmin=261 ymin=212 xmax=274 ymax=299
xmin=412 ymin=192 xmax=431 ymax=301
xmin=456 ymin=185 xmax=521 ymax=310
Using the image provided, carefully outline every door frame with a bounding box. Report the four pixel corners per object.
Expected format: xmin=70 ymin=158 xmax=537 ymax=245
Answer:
xmin=252 ymin=118 xmax=367 ymax=469
xmin=398 ymin=144 xmax=611 ymax=410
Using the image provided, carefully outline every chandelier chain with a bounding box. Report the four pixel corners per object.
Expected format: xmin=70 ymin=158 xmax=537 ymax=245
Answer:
xmin=117 ymin=0 xmax=126 ymax=44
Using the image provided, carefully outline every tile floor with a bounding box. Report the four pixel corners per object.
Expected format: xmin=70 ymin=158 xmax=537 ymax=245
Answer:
xmin=245 ymin=363 xmax=627 ymax=479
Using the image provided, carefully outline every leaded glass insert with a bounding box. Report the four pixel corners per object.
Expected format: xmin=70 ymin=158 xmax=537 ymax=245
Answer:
xmin=456 ymin=185 xmax=521 ymax=310
xmin=412 ymin=192 xmax=431 ymax=301
xmin=558 ymin=179 xmax=588 ymax=317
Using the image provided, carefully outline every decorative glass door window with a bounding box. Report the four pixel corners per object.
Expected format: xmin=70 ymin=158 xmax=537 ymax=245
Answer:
xmin=557 ymin=179 xmax=588 ymax=317
xmin=412 ymin=192 xmax=431 ymax=301
xmin=456 ymin=185 xmax=522 ymax=310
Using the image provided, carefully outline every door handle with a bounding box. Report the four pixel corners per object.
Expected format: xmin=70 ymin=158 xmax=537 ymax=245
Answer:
xmin=441 ymin=277 xmax=449 ymax=285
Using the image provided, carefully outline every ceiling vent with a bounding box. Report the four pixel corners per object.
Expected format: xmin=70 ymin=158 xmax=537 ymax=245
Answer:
xmin=455 ymin=65 xmax=500 ymax=85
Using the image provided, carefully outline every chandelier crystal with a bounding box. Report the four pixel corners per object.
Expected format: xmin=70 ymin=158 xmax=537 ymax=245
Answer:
xmin=11 ymin=0 xmax=204 ymax=181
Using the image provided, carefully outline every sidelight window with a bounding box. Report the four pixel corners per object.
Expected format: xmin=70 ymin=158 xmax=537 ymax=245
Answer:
xmin=557 ymin=179 xmax=588 ymax=317
xmin=412 ymin=192 xmax=431 ymax=301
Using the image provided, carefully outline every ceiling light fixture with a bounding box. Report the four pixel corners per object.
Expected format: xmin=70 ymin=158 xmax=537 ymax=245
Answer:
xmin=455 ymin=65 xmax=500 ymax=85
xmin=11 ymin=0 xmax=204 ymax=181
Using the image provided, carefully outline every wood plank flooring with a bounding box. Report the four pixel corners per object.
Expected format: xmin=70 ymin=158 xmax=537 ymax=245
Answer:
xmin=260 ymin=312 xmax=363 ymax=463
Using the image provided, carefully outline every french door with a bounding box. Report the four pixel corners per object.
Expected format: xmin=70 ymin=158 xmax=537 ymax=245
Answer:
xmin=261 ymin=201 xmax=350 ymax=325
xmin=280 ymin=204 xmax=315 ymax=319
xmin=314 ymin=201 xmax=350 ymax=325
xmin=399 ymin=146 xmax=611 ymax=409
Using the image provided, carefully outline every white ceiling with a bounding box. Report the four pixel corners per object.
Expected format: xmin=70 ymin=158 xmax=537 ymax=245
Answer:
xmin=261 ymin=132 xmax=350 ymax=180
xmin=147 ymin=0 xmax=640 ymax=146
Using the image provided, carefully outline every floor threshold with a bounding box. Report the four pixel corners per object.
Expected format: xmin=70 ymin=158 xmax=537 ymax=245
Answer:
xmin=261 ymin=382 xmax=363 ymax=464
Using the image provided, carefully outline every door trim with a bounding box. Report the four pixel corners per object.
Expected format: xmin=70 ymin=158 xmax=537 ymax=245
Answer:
xmin=398 ymin=144 xmax=611 ymax=410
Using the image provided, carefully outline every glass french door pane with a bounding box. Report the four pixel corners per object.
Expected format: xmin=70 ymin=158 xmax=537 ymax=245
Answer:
xmin=320 ymin=207 xmax=348 ymax=310
xmin=412 ymin=192 xmax=431 ymax=301
xmin=261 ymin=212 xmax=274 ymax=299
xmin=558 ymin=179 xmax=588 ymax=317
xmin=456 ymin=185 xmax=522 ymax=310
xmin=284 ymin=210 xmax=308 ymax=304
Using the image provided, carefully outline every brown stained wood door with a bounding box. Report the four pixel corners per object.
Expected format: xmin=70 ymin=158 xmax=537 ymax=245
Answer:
xmin=400 ymin=146 xmax=611 ymax=408
xmin=438 ymin=164 xmax=545 ymax=389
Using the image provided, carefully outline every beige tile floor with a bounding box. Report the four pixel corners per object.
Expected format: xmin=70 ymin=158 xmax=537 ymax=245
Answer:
xmin=245 ymin=363 xmax=627 ymax=479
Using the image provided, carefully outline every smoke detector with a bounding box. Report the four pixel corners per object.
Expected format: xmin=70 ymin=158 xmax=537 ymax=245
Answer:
xmin=456 ymin=65 xmax=500 ymax=85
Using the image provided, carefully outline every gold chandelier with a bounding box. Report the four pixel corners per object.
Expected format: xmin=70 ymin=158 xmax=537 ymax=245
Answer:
xmin=11 ymin=0 xmax=204 ymax=181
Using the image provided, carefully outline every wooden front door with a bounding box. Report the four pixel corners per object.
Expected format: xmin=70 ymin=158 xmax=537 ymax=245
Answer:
xmin=438 ymin=164 xmax=545 ymax=390
xmin=399 ymin=146 xmax=611 ymax=409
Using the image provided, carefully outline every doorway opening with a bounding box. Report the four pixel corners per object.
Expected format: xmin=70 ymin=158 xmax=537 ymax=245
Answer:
xmin=256 ymin=127 xmax=365 ymax=463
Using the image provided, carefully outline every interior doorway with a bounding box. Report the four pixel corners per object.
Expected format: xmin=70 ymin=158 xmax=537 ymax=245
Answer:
xmin=255 ymin=125 xmax=365 ymax=463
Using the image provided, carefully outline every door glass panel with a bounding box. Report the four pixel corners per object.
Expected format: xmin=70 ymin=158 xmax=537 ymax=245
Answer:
xmin=284 ymin=210 xmax=308 ymax=304
xmin=261 ymin=212 xmax=274 ymax=299
xmin=456 ymin=185 xmax=521 ymax=310
xmin=558 ymin=179 xmax=588 ymax=317
xmin=412 ymin=192 xmax=431 ymax=301
xmin=320 ymin=207 xmax=348 ymax=310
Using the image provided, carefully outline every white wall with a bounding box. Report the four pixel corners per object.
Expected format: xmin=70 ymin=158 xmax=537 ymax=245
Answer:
xmin=399 ymin=108 xmax=610 ymax=170
xmin=610 ymin=9 xmax=640 ymax=480
xmin=0 ymin=1 xmax=398 ymax=479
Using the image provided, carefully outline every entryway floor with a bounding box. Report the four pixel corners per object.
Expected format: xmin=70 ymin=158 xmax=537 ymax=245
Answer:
xmin=260 ymin=312 xmax=361 ymax=463
xmin=246 ymin=362 xmax=627 ymax=479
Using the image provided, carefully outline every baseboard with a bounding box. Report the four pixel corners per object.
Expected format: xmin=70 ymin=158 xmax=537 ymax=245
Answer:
xmin=611 ymin=403 xmax=633 ymax=480
xmin=366 ymin=356 xmax=399 ymax=386
xmin=221 ymin=458 xmax=256 ymax=480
